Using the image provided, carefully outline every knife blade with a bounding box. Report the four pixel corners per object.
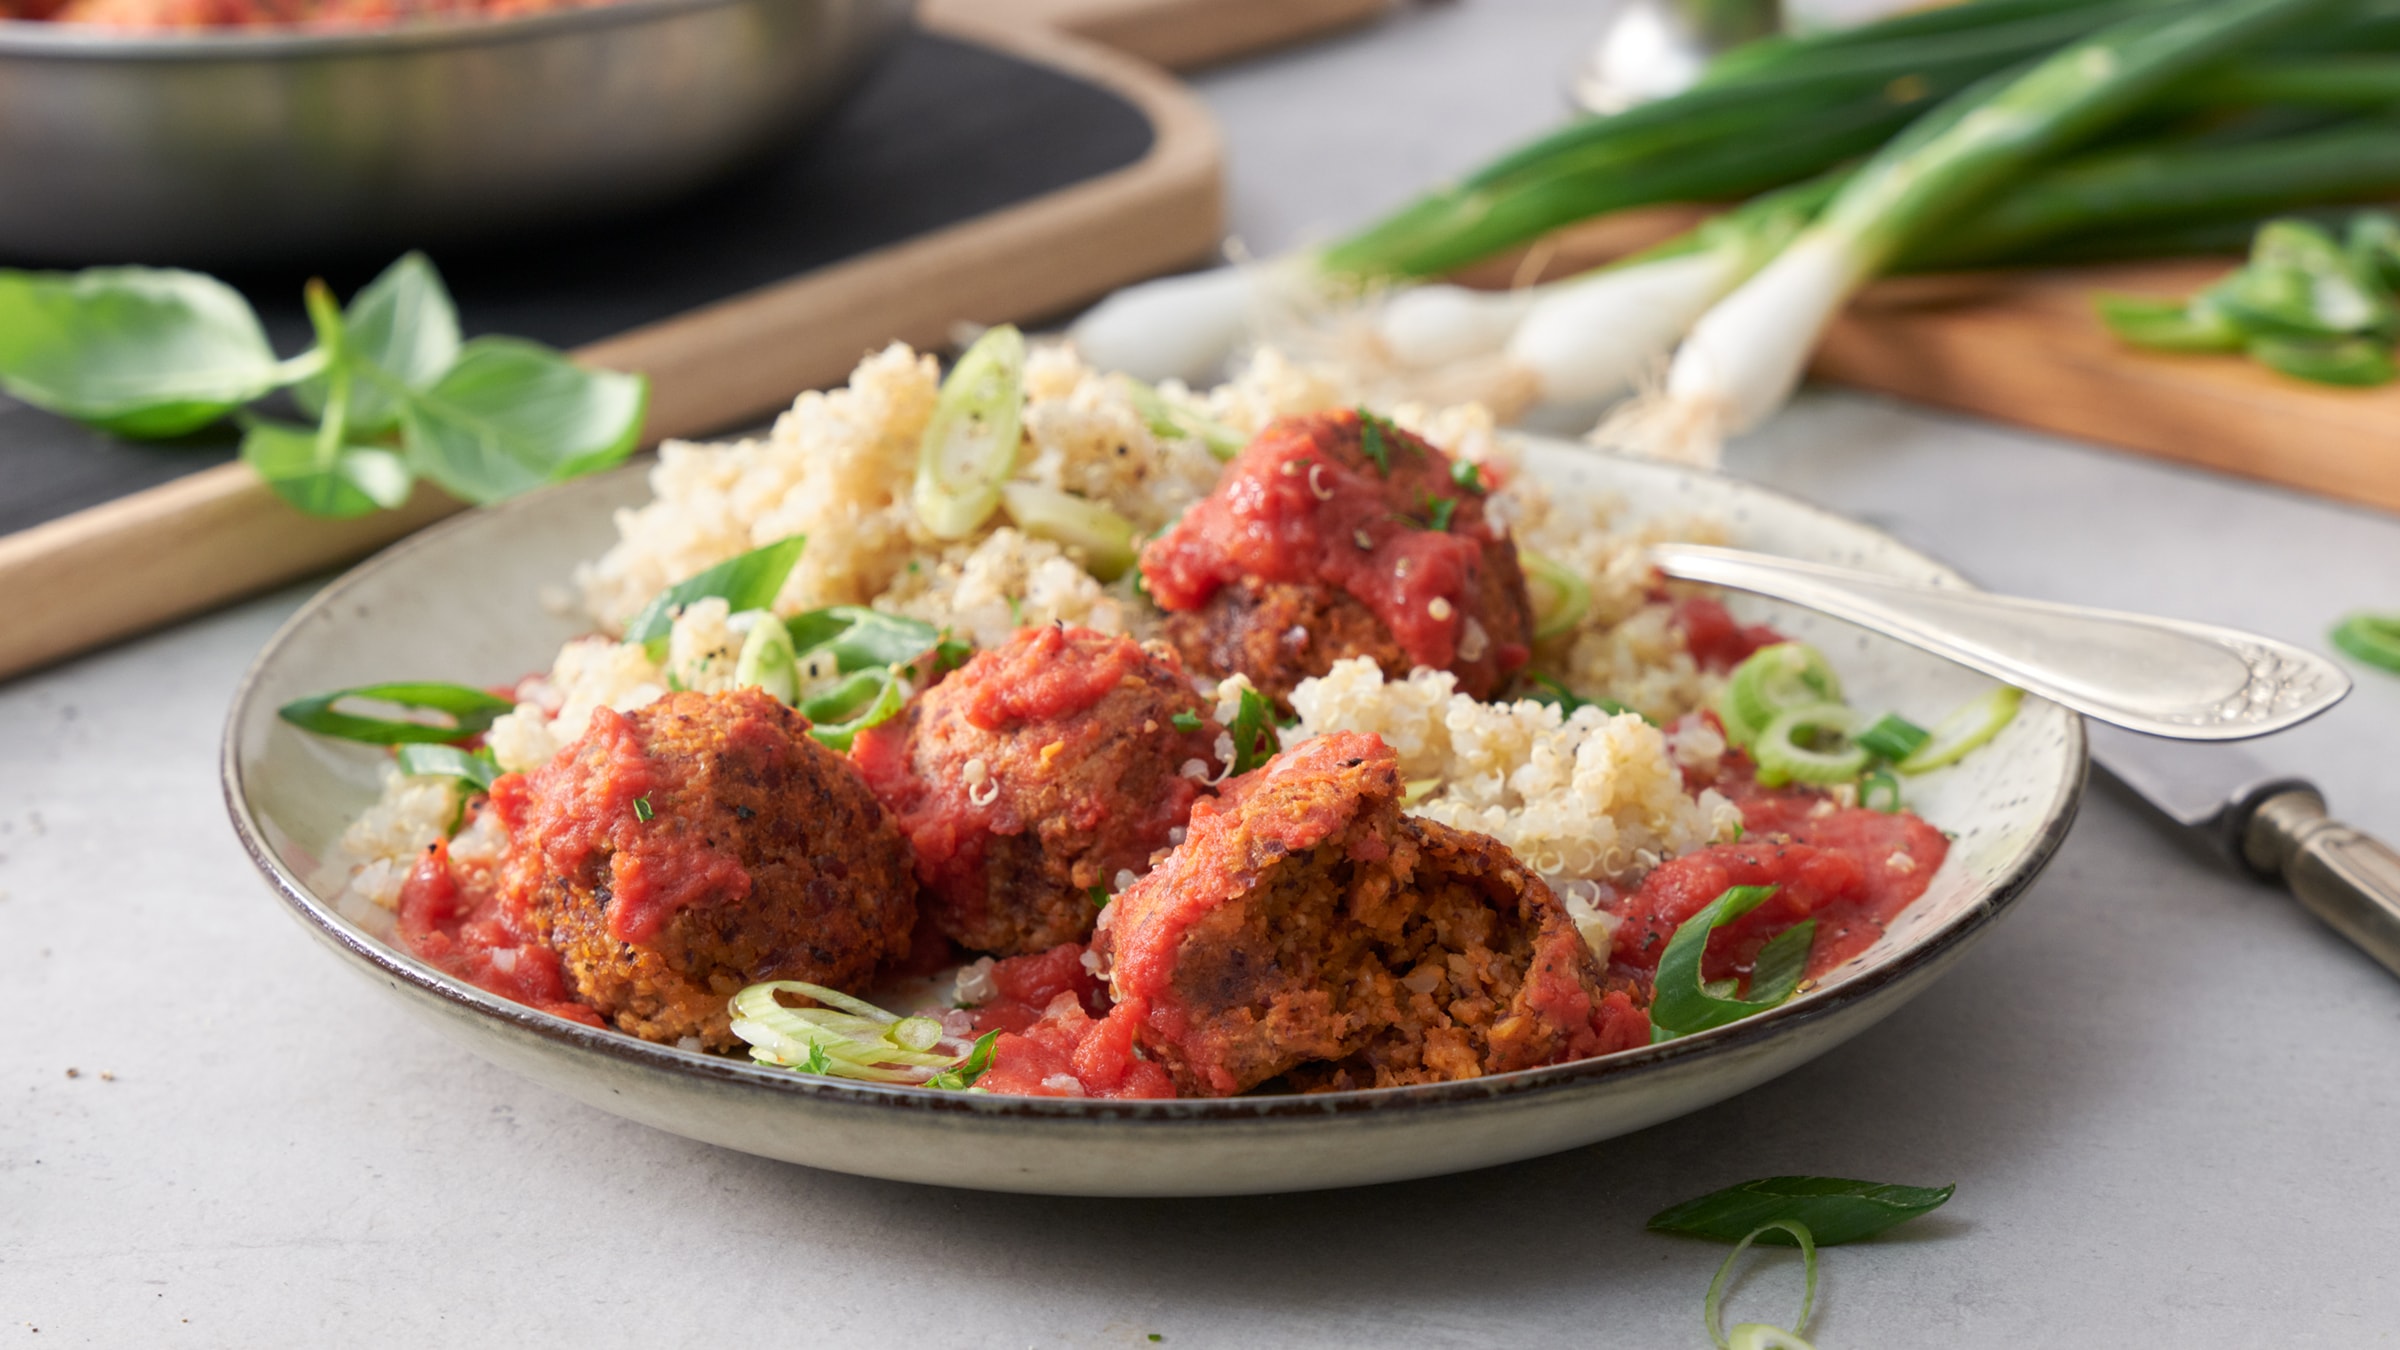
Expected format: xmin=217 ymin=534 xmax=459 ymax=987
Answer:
xmin=2090 ymin=720 xmax=2400 ymax=977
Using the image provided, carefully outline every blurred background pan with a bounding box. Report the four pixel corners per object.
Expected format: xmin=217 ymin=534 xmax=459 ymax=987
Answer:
xmin=0 ymin=0 xmax=915 ymax=265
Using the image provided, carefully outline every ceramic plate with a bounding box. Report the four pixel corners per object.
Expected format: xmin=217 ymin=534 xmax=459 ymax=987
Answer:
xmin=221 ymin=438 xmax=2084 ymax=1197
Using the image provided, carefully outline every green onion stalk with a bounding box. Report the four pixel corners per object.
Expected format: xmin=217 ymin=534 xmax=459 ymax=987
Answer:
xmin=1614 ymin=0 xmax=2354 ymax=463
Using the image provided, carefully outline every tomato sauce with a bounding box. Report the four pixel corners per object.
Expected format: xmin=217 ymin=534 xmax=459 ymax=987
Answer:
xmin=1674 ymin=595 xmax=1785 ymax=673
xmin=396 ymin=840 xmax=603 ymax=1027
xmin=958 ymin=623 xmax=1142 ymax=729
xmin=1138 ymin=411 xmax=1528 ymax=683
xmin=969 ymin=945 xmax=1175 ymax=1098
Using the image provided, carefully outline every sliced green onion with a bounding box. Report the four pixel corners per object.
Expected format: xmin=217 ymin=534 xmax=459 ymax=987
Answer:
xmin=1649 ymin=1176 xmax=1954 ymax=1246
xmin=730 ymin=980 xmax=998 ymax=1089
xmin=999 ymin=481 xmax=1139 ymax=582
xmin=1753 ymin=703 xmax=1869 ymax=787
xmin=278 ymin=681 xmax=515 ymax=745
xmin=623 ymin=534 xmax=807 ymax=654
xmin=1858 ymin=767 xmax=1904 ymax=814
xmin=1705 ymin=1221 xmax=1818 ymax=1350
xmin=1726 ymin=1326 xmax=1817 ymax=1350
xmin=800 ymin=669 xmax=908 ymax=751
xmin=1855 ymin=712 xmax=1930 ymax=763
xmin=1120 ymin=375 xmax=1246 ymax=459
xmin=1521 ymin=551 xmax=1593 ymax=641
xmin=2210 ymin=219 xmax=2391 ymax=340
xmin=1718 ymin=643 xmax=1842 ymax=750
xmin=1650 ymin=885 xmax=1814 ymax=1042
xmin=1450 ymin=459 xmax=1486 ymax=494
xmin=1895 ymin=685 xmax=2023 ymax=775
xmin=2332 ymin=612 xmax=2400 ymax=674
xmin=1401 ymin=777 xmax=1443 ymax=807
xmin=1228 ymin=684 xmax=1282 ymax=776
xmin=1424 ymin=495 xmax=1456 ymax=533
xmin=914 ymin=325 xmax=1026 ymax=540
xmin=732 ymin=612 xmax=799 ymax=704
xmin=394 ymin=743 xmax=502 ymax=790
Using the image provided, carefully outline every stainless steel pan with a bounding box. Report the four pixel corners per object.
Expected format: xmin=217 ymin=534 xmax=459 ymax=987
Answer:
xmin=0 ymin=0 xmax=912 ymax=265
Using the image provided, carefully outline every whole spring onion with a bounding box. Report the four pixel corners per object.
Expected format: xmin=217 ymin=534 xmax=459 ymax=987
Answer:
xmin=1621 ymin=0 xmax=2348 ymax=461
xmin=914 ymin=324 xmax=1026 ymax=540
xmin=729 ymin=981 xmax=998 ymax=1089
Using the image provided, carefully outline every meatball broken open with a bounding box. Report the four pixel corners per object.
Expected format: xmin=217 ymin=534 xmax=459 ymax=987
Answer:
xmin=1097 ymin=730 xmax=1619 ymax=1095
xmin=492 ymin=686 xmax=915 ymax=1049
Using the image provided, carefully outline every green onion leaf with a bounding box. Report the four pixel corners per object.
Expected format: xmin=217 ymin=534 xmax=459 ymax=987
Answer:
xmin=240 ymin=419 xmax=414 ymax=520
xmin=394 ymin=743 xmax=502 ymax=790
xmin=1521 ymin=552 xmax=1594 ymax=642
xmin=396 ymin=336 xmax=647 ymax=506
xmin=623 ymin=534 xmax=808 ymax=654
xmin=2247 ymin=335 xmax=2396 ymax=387
xmin=1120 ymin=375 xmax=1245 ymax=460
xmin=1228 ymin=685 xmax=1282 ymax=776
xmin=2332 ymin=612 xmax=2400 ymax=674
xmin=1651 ymin=1176 xmax=1955 ymax=1247
xmin=2096 ymin=293 xmax=2246 ymax=353
xmin=1858 ymin=767 xmax=1904 ymax=814
xmin=1649 ymin=885 xmax=1814 ymax=1042
xmin=784 ymin=605 xmax=944 ymax=673
xmin=295 ymin=252 xmax=460 ymax=435
xmin=278 ymin=681 xmax=515 ymax=745
xmin=914 ymin=325 xmax=1027 ymax=539
xmin=1895 ymin=684 xmax=2023 ymax=774
xmin=802 ymin=670 xmax=908 ymax=751
xmin=1855 ymin=713 xmax=1930 ymax=762
xmin=1704 ymin=1221 xmax=1818 ymax=1350
xmin=733 ymin=613 xmax=800 ymax=704
xmin=1089 ymin=885 xmax=1109 ymax=907
xmin=0 ymin=266 xmax=288 ymax=437
xmin=633 ymin=795 xmax=654 ymax=823
xmin=1000 ymin=481 xmax=1139 ymax=581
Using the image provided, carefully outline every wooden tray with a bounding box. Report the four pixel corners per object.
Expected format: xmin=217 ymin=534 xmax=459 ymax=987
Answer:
xmin=0 ymin=1 xmax=1390 ymax=681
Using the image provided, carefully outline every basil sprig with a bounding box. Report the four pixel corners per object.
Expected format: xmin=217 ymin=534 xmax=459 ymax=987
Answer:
xmin=0 ymin=253 xmax=647 ymax=519
xmin=278 ymin=681 xmax=514 ymax=745
xmin=1649 ymin=884 xmax=1814 ymax=1042
xmin=1649 ymin=1176 xmax=1956 ymax=1247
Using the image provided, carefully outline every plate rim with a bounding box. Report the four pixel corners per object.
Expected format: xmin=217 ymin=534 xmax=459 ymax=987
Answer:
xmin=220 ymin=440 xmax=2087 ymax=1124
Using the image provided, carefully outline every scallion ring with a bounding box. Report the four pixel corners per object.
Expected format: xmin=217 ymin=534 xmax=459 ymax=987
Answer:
xmin=1704 ymin=1221 xmax=1818 ymax=1350
xmin=800 ymin=669 xmax=908 ymax=751
xmin=1719 ymin=643 xmax=1842 ymax=750
xmin=1854 ymin=712 xmax=1930 ymax=763
xmin=1521 ymin=551 xmax=1593 ymax=641
xmin=999 ymin=481 xmax=1139 ymax=581
xmin=1752 ymin=703 xmax=1869 ymax=788
xmin=1858 ymin=767 xmax=1904 ymax=814
xmin=732 ymin=610 xmax=799 ymax=704
xmin=913 ymin=325 xmax=1027 ymax=540
xmin=729 ymin=980 xmax=998 ymax=1090
xmin=1895 ymin=685 xmax=2024 ymax=775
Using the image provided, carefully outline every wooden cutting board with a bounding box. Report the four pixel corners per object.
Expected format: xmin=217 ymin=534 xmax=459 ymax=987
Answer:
xmin=0 ymin=0 xmax=1390 ymax=682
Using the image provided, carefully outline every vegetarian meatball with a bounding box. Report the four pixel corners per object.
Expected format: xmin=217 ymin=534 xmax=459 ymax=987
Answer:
xmin=492 ymin=686 xmax=915 ymax=1049
xmin=1098 ymin=730 xmax=1616 ymax=1095
xmin=1140 ymin=410 xmax=1534 ymax=706
xmin=851 ymin=624 xmax=1222 ymax=957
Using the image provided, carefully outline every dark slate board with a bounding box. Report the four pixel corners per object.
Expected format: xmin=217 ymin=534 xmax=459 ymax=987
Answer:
xmin=0 ymin=30 xmax=1154 ymax=538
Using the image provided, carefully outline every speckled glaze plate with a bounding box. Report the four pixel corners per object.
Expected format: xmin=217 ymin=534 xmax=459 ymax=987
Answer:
xmin=222 ymin=437 xmax=2084 ymax=1197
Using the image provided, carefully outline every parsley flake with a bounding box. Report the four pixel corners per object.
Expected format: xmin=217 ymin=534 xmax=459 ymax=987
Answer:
xmin=1171 ymin=710 xmax=1203 ymax=732
xmin=1451 ymin=459 xmax=1486 ymax=493
xmin=1424 ymin=493 xmax=1456 ymax=532
xmin=633 ymin=795 xmax=655 ymax=822
xmin=1357 ymin=409 xmax=1392 ymax=475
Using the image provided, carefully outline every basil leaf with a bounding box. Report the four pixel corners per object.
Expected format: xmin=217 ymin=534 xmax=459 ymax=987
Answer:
xmin=1649 ymin=1176 xmax=1955 ymax=1246
xmin=395 ymin=743 xmax=502 ymax=790
xmin=399 ymin=336 xmax=647 ymax=504
xmin=240 ymin=419 xmax=414 ymax=520
xmin=297 ymin=252 xmax=461 ymax=434
xmin=279 ymin=681 xmax=515 ymax=745
xmin=0 ymin=267 xmax=286 ymax=437
xmin=622 ymin=534 xmax=808 ymax=653
xmin=1648 ymin=885 xmax=1815 ymax=1042
xmin=785 ymin=605 xmax=942 ymax=673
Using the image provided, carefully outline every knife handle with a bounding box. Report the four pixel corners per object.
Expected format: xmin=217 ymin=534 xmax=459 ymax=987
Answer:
xmin=2245 ymin=790 xmax=2400 ymax=978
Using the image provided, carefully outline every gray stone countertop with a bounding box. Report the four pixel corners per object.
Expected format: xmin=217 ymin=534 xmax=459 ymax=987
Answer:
xmin=8 ymin=2 xmax=2400 ymax=1344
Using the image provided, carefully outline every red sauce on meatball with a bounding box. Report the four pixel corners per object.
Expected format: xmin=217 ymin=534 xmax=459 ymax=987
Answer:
xmin=1140 ymin=411 xmax=1528 ymax=682
xmin=396 ymin=840 xmax=603 ymax=1027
